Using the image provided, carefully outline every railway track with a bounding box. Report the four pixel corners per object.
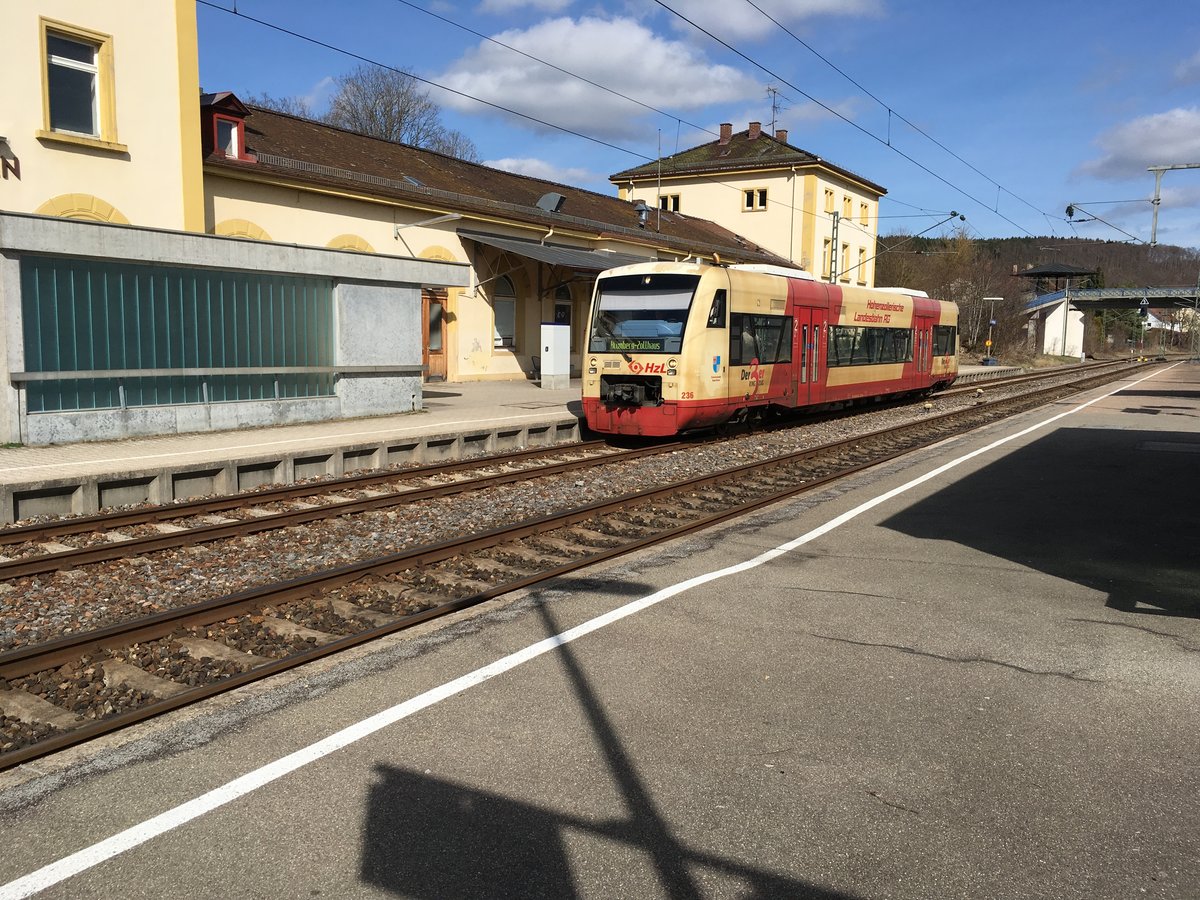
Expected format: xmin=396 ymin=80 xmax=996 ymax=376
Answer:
xmin=0 ymin=440 xmax=672 ymax=579
xmin=0 ymin=360 xmax=1112 ymax=581
xmin=0 ymin=360 xmax=1148 ymax=770
xmin=940 ymin=358 xmax=1131 ymax=397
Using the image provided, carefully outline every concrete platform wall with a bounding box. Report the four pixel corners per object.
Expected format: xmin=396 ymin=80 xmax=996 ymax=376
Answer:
xmin=0 ymin=213 xmax=469 ymax=445
xmin=0 ymin=415 xmax=581 ymax=523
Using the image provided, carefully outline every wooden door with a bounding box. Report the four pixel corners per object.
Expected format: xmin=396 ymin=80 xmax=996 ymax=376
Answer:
xmin=422 ymin=288 xmax=447 ymax=382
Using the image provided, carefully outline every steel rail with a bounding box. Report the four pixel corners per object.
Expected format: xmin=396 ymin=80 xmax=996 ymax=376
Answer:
xmin=0 ymin=361 xmax=1141 ymax=677
xmin=941 ymin=358 xmax=1135 ymax=397
xmin=0 ymin=440 xmax=615 ymax=546
xmin=0 ymin=440 xmax=690 ymax=580
xmin=0 ymin=359 xmax=1145 ymax=771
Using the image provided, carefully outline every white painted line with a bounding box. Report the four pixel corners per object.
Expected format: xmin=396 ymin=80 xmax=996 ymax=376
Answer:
xmin=0 ymin=365 xmax=1172 ymax=899
xmin=0 ymin=412 xmax=570 ymax=477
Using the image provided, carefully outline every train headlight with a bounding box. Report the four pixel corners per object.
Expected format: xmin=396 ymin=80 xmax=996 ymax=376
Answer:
xmin=590 ymin=357 xmax=597 ymax=367
xmin=667 ymin=358 xmax=677 ymax=375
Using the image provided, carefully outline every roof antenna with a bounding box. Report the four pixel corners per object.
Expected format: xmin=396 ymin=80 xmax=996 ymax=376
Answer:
xmin=766 ymin=86 xmax=788 ymax=131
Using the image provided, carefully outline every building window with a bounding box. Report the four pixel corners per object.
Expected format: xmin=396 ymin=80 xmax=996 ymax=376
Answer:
xmin=46 ymin=34 xmax=96 ymax=134
xmin=659 ymin=194 xmax=680 ymax=212
xmin=743 ymin=188 xmax=767 ymax=211
xmin=554 ymin=284 xmax=573 ymax=325
xmin=494 ymin=275 xmax=517 ymax=349
xmin=213 ymin=114 xmax=251 ymax=161
xmin=857 ymin=248 xmax=868 ymax=284
xmin=822 ymin=239 xmax=831 ymax=279
xmin=824 ymin=189 xmax=835 ymax=213
xmin=842 ymin=196 xmax=852 ymax=219
xmin=40 ymin=19 xmax=120 ymax=148
xmin=840 ymin=244 xmax=850 ymax=282
xmin=859 ymin=202 xmax=869 ymax=226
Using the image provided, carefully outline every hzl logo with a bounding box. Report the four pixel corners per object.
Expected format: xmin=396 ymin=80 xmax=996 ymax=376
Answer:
xmin=627 ymin=360 xmax=668 ymax=375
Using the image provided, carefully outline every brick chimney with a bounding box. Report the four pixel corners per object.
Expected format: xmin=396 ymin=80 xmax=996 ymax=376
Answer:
xmin=748 ymin=121 xmax=761 ymax=140
xmin=775 ymin=128 xmax=788 ymax=143
xmin=718 ymin=123 xmax=732 ymax=144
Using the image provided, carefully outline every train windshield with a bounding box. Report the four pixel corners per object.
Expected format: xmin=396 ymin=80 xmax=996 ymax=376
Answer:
xmin=588 ymin=273 xmax=699 ymax=354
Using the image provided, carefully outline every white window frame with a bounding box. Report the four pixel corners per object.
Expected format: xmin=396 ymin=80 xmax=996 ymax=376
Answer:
xmin=47 ymin=34 xmax=98 ymax=136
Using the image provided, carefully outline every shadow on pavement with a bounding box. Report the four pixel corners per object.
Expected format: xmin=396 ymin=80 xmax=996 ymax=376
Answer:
xmin=881 ymin=427 xmax=1200 ymax=618
xmin=359 ymin=603 xmax=860 ymax=898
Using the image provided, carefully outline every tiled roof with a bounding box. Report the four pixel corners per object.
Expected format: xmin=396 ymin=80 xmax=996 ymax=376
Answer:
xmin=202 ymin=103 xmax=786 ymax=265
xmin=610 ymin=127 xmax=886 ymax=196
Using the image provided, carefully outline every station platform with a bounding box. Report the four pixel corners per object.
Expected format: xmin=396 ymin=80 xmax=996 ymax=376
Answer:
xmin=0 ymin=364 xmax=1017 ymax=524
xmin=0 ymin=379 xmax=583 ymax=524
xmin=1 ymin=362 xmax=1195 ymax=899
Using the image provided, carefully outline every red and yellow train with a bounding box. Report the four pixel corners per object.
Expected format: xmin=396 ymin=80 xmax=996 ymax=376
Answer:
xmin=582 ymin=261 xmax=958 ymax=437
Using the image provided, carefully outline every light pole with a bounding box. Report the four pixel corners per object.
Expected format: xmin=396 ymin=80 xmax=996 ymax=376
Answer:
xmin=982 ymin=297 xmax=1001 ymax=363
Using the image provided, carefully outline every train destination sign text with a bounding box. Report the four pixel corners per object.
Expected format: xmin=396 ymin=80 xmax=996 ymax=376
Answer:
xmin=607 ymin=339 xmax=664 ymax=351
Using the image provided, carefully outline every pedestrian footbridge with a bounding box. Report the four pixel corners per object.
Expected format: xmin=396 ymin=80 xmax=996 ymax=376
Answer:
xmin=1025 ymin=287 xmax=1199 ymax=356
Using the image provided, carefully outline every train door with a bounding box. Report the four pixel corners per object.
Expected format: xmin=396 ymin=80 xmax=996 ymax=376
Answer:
xmin=793 ymin=306 xmax=821 ymax=407
xmin=912 ymin=314 xmax=933 ymax=388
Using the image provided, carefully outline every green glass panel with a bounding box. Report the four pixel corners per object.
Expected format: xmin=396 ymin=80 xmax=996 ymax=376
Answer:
xmin=20 ymin=257 xmax=334 ymax=412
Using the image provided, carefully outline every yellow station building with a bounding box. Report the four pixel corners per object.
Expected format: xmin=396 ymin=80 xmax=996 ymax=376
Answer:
xmin=0 ymin=1 xmax=887 ymax=443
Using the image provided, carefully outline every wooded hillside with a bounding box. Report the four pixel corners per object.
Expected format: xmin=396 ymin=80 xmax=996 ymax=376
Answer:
xmin=873 ymin=233 xmax=1200 ymax=357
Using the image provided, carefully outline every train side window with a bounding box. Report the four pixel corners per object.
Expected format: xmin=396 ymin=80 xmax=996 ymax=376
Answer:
xmin=827 ymin=325 xmax=914 ymax=367
xmin=731 ymin=313 xmax=792 ymax=365
xmin=933 ymin=325 xmax=957 ymax=356
xmin=707 ymin=289 xmax=727 ymax=328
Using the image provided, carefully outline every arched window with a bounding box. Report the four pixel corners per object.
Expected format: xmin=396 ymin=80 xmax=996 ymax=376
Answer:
xmin=494 ymin=276 xmax=517 ymax=349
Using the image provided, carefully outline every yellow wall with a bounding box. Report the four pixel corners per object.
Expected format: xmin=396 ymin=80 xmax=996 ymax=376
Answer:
xmin=207 ymin=173 xmax=603 ymax=382
xmin=623 ymin=165 xmax=879 ymax=287
xmin=0 ymin=1 xmax=203 ymax=230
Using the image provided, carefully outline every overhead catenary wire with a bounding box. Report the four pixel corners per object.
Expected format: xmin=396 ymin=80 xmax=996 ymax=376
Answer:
xmin=739 ymin=0 xmax=1052 ymax=224
xmin=383 ymin=0 xmax=953 ymax=238
xmin=197 ymin=0 xmax=956 ymax=249
xmin=390 ymin=0 xmax=713 ymax=142
xmin=651 ymin=0 xmax=1038 ymax=238
xmin=197 ymin=0 xmax=643 ymax=161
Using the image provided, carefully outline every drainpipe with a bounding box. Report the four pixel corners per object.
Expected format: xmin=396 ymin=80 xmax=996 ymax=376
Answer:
xmin=789 ymin=166 xmax=798 ymax=265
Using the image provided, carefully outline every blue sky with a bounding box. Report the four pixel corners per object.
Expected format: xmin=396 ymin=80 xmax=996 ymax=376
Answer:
xmin=197 ymin=0 xmax=1200 ymax=254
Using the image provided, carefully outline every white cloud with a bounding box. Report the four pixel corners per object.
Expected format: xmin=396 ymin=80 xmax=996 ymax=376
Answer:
xmin=662 ymin=0 xmax=882 ymax=41
xmin=301 ymin=76 xmax=336 ymax=111
xmin=477 ymin=0 xmax=572 ymax=12
xmin=1175 ymin=50 xmax=1200 ymax=86
xmin=435 ymin=15 xmax=760 ymax=140
xmin=1078 ymin=107 xmax=1200 ymax=180
xmin=484 ymin=156 xmax=595 ymax=184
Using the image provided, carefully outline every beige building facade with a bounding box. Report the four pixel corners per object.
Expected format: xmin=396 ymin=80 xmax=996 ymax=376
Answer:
xmin=611 ymin=123 xmax=885 ymax=288
xmin=2 ymin=0 xmax=784 ymax=411
xmin=0 ymin=0 xmax=204 ymax=231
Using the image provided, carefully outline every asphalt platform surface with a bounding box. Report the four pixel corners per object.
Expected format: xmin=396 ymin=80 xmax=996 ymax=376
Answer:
xmin=0 ymin=362 xmax=1196 ymax=899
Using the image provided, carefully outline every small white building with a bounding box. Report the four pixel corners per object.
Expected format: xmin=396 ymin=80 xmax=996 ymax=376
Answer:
xmin=1017 ymin=263 xmax=1096 ymax=358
